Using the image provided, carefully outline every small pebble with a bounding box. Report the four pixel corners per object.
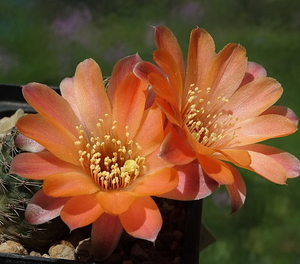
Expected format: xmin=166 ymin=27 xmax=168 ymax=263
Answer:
xmin=49 ymin=240 xmax=76 ymax=260
xmin=172 ymin=256 xmax=181 ymax=264
xmin=159 ymin=230 xmax=174 ymax=243
xmin=75 ymin=238 xmax=93 ymax=262
xmin=29 ymin=251 xmax=42 ymax=257
xmin=172 ymin=230 xmax=183 ymax=242
xmin=162 ymin=201 xmax=175 ymax=211
xmin=0 ymin=240 xmax=28 ymax=254
xmin=130 ymin=243 xmax=148 ymax=261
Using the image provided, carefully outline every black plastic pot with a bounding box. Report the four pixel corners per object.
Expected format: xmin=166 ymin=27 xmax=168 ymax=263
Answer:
xmin=0 ymin=84 xmax=202 ymax=264
xmin=0 ymin=252 xmax=95 ymax=264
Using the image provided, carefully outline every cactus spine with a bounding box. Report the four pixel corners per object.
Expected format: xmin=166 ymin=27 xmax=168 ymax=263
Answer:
xmin=0 ymin=113 xmax=68 ymax=251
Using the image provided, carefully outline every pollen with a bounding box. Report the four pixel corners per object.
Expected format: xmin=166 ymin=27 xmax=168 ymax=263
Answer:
xmin=75 ymin=115 xmax=146 ymax=191
xmin=183 ymin=84 xmax=238 ymax=147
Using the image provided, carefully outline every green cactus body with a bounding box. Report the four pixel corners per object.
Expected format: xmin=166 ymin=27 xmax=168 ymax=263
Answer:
xmin=0 ymin=127 xmax=68 ymax=251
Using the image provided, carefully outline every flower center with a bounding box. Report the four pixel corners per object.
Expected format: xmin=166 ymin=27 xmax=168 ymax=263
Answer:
xmin=183 ymin=84 xmax=238 ymax=147
xmin=75 ymin=116 xmax=146 ymax=190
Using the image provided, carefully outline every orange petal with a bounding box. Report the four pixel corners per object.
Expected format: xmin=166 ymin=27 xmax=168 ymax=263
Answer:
xmin=74 ymin=59 xmax=112 ymax=132
xmin=10 ymin=151 xmax=81 ymax=180
xmin=261 ymin=105 xmax=298 ymax=125
xmin=143 ymin=147 xmax=174 ymax=173
xmin=218 ymin=149 xmax=251 ymax=167
xmin=91 ymin=213 xmax=123 ymax=261
xmin=239 ymin=61 xmax=267 ymax=87
xmin=154 ymin=26 xmax=185 ymax=79
xmin=224 ymin=164 xmax=246 ymax=213
xmin=160 ymin=125 xmax=196 ymax=165
xmin=43 ymin=172 xmax=100 ymax=197
xmin=16 ymin=114 xmax=80 ymax=165
xmin=160 ymin=163 xmax=219 ymax=200
xmin=60 ymin=194 xmax=103 ymax=231
xmin=135 ymin=106 xmax=164 ymax=157
xmin=60 ymin=77 xmax=83 ymax=123
xmin=247 ymin=151 xmax=288 ymax=184
xmin=108 ymin=54 xmax=143 ymax=101
xmin=185 ymin=126 xmax=216 ymax=156
xmin=155 ymin=96 xmax=181 ymax=126
xmin=149 ymin=71 xmax=179 ymax=110
xmin=197 ymin=154 xmax=234 ymax=184
xmin=230 ymin=114 xmax=298 ymax=147
xmin=119 ymin=196 xmax=162 ymax=241
xmin=222 ymin=77 xmax=283 ymax=121
xmin=128 ymin=167 xmax=179 ymax=197
xmin=112 ymin=72 xmax=147 ymax=140
xmin=184 ymin=28 xmax=215 ymax=102
xmin=133 ymin=61 xmax=166 ymax=82
xmin=96 ymin=191 xmax=137 ymax=215
xmin=204 ymin=43 xmax=247 ymax=102
xmin=246 ymin=61 xmax=267 ymax=78
xmin=238 ymin=144 xmax=300 ymax=182
xmin=134 ymin=61 xmax=181 ymax=125
xmin=22 ymin=83 xmax=80 ymax=137
xmin=25 ymin=190 xmax=69 ymax=225
xmin=145 ymin=86 xmax=156 ymax=109
xmin=153 ymin=49 xmax=183 ymax=108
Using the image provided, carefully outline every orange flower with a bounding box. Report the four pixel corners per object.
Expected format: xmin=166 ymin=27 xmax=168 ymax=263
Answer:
xmin=10 ymin=55 xmax=179 ymax=260
xmin=134 ymin=26 xmax=300 ymax=212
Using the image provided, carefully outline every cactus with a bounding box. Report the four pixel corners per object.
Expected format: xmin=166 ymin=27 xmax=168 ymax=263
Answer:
xmin=0 ymin=112 xmax=68 ymax=251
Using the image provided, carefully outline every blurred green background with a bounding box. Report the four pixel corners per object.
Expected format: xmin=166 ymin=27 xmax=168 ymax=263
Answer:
xmin=1 ymin=0 xmax=300 ymax=263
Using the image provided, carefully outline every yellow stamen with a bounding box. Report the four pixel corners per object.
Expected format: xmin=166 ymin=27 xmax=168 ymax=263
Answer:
xmin=183 ymin=84 xmax=238 ymax=147
xmin=75 ymin=115 xmax=146 ymax=191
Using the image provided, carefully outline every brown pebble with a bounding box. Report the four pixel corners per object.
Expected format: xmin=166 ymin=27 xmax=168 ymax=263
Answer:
xmin=0 ymin=240 xmax=28 ymax=254
xmin=51 ymin=239 xmax=74 ymax=247
xmin=168 ymin=208 xmax=182 ymax=223
xmin=162 ymin=201 xmax=175 ymax=211
xmin=130 ymin=243 xmax=148 ymax=261
xmin=49 ymin=243 xmax=76 ymax=260
xmin=172 ymin=256 xmax=181 ymax=264
xmin=29 ymin=251 xmax=42 ymax=257
xmin=169 ymin=241 xmax=180 ymax=251
xmin=159 ymin=230 xmax=173 ymax=243
xmin=75 ymin=238 xmax=93 ymax=262
xmin=148 ymin=249 xmax=170 ymax=264
xmin=172 ymin=230 xmax=183 ymax=242
xmin=176 ymin=211 xmax=187 ymax=230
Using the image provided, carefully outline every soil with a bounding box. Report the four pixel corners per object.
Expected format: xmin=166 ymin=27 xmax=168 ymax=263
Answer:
xmin=0 ymin=198 xmax=196 ymax=264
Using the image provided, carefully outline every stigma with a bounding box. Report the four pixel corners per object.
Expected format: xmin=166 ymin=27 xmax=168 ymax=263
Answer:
xmin=74 ymin=115 xmax=146 ymax=190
